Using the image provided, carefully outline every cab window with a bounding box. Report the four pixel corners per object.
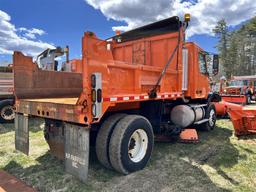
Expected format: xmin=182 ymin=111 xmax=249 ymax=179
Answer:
xmin=198 ymin=52 xmax=207 ymax=74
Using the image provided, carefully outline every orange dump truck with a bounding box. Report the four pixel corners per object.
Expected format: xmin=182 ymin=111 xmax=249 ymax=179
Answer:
xmin=14 ymin=15 xmax=219 ymax=182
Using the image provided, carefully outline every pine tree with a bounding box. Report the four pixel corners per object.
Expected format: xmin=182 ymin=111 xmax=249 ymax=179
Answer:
xmin=214 ymin=17 xmax=256 ymax=77
xmin=213 ymin=19 xmax=230 ymax=78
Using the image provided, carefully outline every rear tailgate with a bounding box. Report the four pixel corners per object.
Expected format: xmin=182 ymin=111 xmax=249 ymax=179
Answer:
xmin=16 ymin=98 xmax=86 ymax=124
xmin=13 ymin=51 xmax=85 ymax=123
xmin=13 ymin=51 xmax=83 ymax=99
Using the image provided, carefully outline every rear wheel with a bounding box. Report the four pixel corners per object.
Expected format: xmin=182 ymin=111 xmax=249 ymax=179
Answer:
xmin=109 ymin=115 xmax=154 ymax=174
xmin=0 ymin=100 xmax=15 ymax=123
xmin=96 ymin=113 xmax=126 ymax=169
xmin=198 ymin=104 xmax=216 ymax=131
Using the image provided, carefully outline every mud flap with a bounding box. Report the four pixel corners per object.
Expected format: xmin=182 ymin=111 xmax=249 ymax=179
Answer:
xmin=64 ymin=123 xmax=89 ymax=183
xmin=15 ymin=114 xmax=29 ymax=155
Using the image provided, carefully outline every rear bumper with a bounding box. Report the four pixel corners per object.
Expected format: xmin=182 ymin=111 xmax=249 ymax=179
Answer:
xmin=15 ymin=99 xmax=87 ymax=125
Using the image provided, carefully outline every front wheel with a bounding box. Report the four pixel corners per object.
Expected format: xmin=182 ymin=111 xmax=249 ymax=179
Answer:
xmin=198 ymin=104 xmax=216 ymax=131
xmin=109 ymin=115 xmax=154 ymax=174
xmin=0 ymin=100 xmax=15 ymax=123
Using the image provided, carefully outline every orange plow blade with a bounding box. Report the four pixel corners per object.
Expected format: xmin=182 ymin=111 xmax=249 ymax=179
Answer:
xmin=214 ymin=101 xmax=243 ymax=117
xmin=215 ymin=101 xmax=256 ymax=136
xmin=228 ymin=106 xmax=256 ymax=136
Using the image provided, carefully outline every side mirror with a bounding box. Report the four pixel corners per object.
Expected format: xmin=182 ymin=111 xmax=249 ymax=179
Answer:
xmin=212 ymin=55 xmax=219 ymax=75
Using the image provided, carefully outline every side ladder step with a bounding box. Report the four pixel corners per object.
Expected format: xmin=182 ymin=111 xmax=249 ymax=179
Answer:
xmin=194 ymin=119 xmax=209 ymax=125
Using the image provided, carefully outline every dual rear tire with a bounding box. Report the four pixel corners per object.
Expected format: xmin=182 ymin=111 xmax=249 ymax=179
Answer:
xmin=96 ymin=114 xmax=154 ymax=174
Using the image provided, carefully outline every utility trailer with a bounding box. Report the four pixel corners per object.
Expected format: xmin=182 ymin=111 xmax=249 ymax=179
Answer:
xmin=14 ymin=15 xmax=219 ymax=182
xmin=0 ymin=67 xmax=15 ymax=123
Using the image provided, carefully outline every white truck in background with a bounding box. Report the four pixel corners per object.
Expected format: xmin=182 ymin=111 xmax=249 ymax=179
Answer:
xmin=0 ymin=66 xmax=15 ymax=123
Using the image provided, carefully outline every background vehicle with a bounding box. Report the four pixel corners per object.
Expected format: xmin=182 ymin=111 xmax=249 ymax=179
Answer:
xmin=220 ymin=75 xmax=256 ymax=104
xmin=0 ymin=66 xmax=15 ymax=123
xmin=14 ymin=14 xmax=219 ymax=182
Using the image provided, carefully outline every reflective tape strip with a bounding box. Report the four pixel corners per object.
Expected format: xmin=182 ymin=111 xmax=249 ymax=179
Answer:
xmin=110 ymin=97 xmax=117 ymax=102
xmin=103 ymin=92 xmax=182 ymax=102
xmin=144 ymin=95 xmax=149 ymax=99
xmin=134 ymin=96 xmax=140 ymax=100
xmin=123 ymin=97 xmax=129 ymax=101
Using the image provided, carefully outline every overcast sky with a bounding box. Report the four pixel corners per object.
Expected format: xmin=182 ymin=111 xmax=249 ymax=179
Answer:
xmin=0 ymin=0 xmax=256 ymax=65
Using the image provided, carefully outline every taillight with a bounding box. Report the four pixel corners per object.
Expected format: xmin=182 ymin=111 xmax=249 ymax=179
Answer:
xmin=91 ymin=73 xmax=102 ymax=119
xmin=91 ymin=89 xmax=97 ymax=102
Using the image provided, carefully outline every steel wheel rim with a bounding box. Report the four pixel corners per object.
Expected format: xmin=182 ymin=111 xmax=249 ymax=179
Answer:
xmin=209 ymin=109 xmax=216 ymax=127
xmin=0 ymin=105 xmax=15 ymax=120
xmin=128 ymin=129 xmax=148 ymax=163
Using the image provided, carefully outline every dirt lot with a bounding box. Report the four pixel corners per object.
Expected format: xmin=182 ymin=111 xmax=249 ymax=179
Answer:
xmin=1 ymin=119 xmax=256 ymax=192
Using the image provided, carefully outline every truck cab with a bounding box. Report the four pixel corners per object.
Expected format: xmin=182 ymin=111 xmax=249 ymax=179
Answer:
xmin=184 ymin=42 xmax=218 ymax=100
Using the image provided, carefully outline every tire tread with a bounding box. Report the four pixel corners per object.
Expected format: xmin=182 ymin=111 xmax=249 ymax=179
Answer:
xmin=109 ymin=115 xmax=153 ymax=174
xmin=95 ymin=113 xmax=126 ymax=169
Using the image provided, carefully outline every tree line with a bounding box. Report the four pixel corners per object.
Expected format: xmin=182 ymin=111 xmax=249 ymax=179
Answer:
xmin=213 ymin=17 xmax=256 ymax=79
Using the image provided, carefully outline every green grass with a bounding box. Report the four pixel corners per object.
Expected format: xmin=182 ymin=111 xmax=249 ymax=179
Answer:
xmin=1 ymin=119 xmax=256 ymax=191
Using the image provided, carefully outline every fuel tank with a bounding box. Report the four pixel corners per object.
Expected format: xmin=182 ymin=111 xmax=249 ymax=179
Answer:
xmin=171 ymin=105 xmax=205 ymax=128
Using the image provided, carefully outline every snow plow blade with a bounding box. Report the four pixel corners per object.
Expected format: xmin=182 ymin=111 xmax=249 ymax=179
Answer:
xmin=228 ymin=105 xmax=256 ymax=136
xmin=214 ymin=101 xmax=243 ymax=117
xmin=215 ymin=101 xmax=256 ymax=136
